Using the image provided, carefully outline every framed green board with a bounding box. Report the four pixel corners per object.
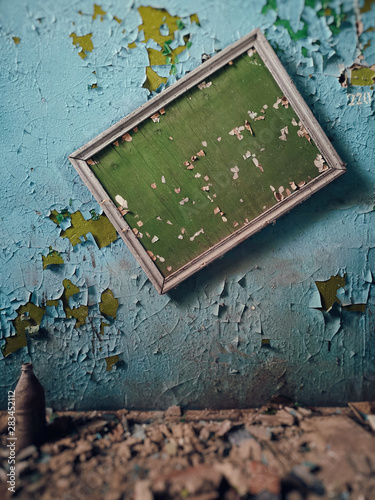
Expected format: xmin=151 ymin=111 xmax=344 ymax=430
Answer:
xmin=69 ymin=29 xmax=345 ymax=294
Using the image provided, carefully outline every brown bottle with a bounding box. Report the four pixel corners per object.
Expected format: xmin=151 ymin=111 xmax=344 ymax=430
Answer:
xmin=15 ymin=362 xmax=46 ymax=452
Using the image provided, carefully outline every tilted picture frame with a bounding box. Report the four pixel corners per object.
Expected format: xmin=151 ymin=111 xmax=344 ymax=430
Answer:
xmin=69 ymin=29 xmax=345 ymax=294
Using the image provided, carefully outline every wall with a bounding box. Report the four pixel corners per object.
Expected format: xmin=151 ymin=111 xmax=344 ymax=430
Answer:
xmin=1 ymin=0 xmax=374 ymax=410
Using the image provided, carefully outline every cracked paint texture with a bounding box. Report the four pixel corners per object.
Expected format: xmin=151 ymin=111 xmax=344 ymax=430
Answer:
xmin=0 ymin=0 xmax=374 ymax=410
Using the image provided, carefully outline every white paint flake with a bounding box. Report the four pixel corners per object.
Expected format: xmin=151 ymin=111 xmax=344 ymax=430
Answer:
xmin=230 ymin=166 xmax=239 ymax=180
xmin=202 ymin=141 xmax=207 ymax=147
xmin=190 ymin=228 xmax=204 ymax=241
xmin=273 ymin=97 xmax=282 ymax=109
xmin=179 ymin=197 xmax=189 ymax=205
xmin=252 ymin=157 xmax=264 ymax=172
xmin=161 ymin=176 xmax=166 ymax=183
xmin=115 ymin=195 xmax=128 ymax=208
xmin=151 ymin=235 xmax=159 ymax=244
xmin=198 ymin=81 xmax=212 ymax=89
xmin=279 ymin=126 xmax=289 ymax=141
xmin=314 ymin=154 xmax=328 ymax=173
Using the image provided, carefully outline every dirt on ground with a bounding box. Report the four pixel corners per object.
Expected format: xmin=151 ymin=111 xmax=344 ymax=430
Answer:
xmin=1 ymin=399 xmax=375 ymax=500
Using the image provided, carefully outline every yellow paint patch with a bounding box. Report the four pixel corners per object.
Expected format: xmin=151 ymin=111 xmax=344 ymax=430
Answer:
xmin=61 ymin=279 xmax=89 ymax=328
xmin=51 ymin=210 xmax=117 ymax=248
xmin=350 ymin=67 xmax=375 ymax=86
xmin=65 ymin=306 xmax=89 ymax=328
xmin=114 ymin=16 xmax=122 ymax=24
xmin=70 ymin=32 xmax=94 ymax=59
xmin=105 ymin=355 xmax=120 ymax=371
xmin=100 ymin=289 xmax=119 ymax=318
xmin=93 ymin=4 xmax=106 ymax=21
xmin=43 ymin=248 xmax=64 ymax=269
xmin=343 ymin=304 xmax=366 ymax=312
xmin=315 ymin=274 xmax=346 ymax=311
xmin=144 ymin=66 xmax=168 ymax=92
xmin=46 ymin=300 xmax=59 ymax=307
xmin=100 ymin=322 xmax=110 ymax=335
xmin=138 ymin=6 xmax=181 ymax=47
xmin=12 ymin=37 xmax=20 ymax=45
xmin=4 ymin=303 xmax=46 ymax=357
xmin=134 ymin=6 xmax=199 ymax=91
xmin=190 ymin=13 xmax=200 ymax=25
xmin=62 ymin=279 xmax=80 ymax=303
xmin=360 ymin=0 xmax=374 ymax=13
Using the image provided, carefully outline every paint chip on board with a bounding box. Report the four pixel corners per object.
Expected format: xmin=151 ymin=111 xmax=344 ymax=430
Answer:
xmin=198 ymin=81 xmax=212 ymax=89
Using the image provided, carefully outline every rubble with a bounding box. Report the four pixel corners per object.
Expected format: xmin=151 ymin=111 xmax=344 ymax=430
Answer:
xmin=1 ymin=403 xmax=375 ymax=499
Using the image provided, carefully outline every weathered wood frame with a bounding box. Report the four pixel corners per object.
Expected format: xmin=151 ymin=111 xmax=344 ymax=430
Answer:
xmin=69 ymin=29 xmax=346 ymax=294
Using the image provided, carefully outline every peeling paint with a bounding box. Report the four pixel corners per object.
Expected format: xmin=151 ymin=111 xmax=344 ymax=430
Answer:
xmin=105 ymin=354 xmax=120 ymax=371
xmin=99 ymin=289 xmax=119 ymax=319
xmin=69 ymin=32 xmax=94 ymax=59
xmin=50 ymin=210 xmax=117 ymax=248
xmin=42 ymin=248 xmax=64 ymax=269
xmin=315 ymin=274 xmax=346 ymax=311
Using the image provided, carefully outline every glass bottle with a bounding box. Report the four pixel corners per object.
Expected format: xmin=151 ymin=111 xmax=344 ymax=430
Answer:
xmin=15 ymin=362 xmax=46 ymax=452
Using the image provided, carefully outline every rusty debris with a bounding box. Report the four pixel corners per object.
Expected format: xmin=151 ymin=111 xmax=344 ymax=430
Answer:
xmin=297 ymin=122 xmax=311 ymax=143
xmin=151 ymin=183 xmax=157 ymax=189
xmin=197 ymin=150 xmax=205 ymax=157
xmin=1 ymin=403 xmax=374 ymax=500
xmin=133 ymin=126 xmax=139 ymax=133
xmin=122 ymin=133 xmax=132 ymax=142
xmin=281 ymin=96 xmax=289 ymax=108
xmin=113 ymin=140 xmax=119 ymax=147
xmin=159 ymin=108 xmax=166 ymax=115
xmin=86 ymin=159 xmax=98 ymax=165
xmin=150 ymin=113 xmax=160 ymax=123
xmin=244 ymin=120 xmax=254 ymax=135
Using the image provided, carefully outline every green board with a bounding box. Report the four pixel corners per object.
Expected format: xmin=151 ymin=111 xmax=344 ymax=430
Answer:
xmin=89 ymin=51 xmax=325 ymax=278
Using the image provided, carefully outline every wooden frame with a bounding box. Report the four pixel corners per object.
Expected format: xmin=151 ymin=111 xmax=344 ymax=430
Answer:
xmin=69 ymin=29 xmax=346 ymax=294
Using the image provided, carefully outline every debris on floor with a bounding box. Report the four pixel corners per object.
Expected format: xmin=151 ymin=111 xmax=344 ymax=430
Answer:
xmin=1 ymin=401 xmax=375 ymax=499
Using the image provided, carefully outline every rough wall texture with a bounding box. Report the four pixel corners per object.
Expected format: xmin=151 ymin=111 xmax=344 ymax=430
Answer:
xmin=1 ymin=0 xmax=374 ymax=410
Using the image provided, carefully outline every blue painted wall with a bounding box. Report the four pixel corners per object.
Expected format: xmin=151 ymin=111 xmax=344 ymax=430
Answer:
xmin=1 ymin=0 xmax=374 ymax=410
